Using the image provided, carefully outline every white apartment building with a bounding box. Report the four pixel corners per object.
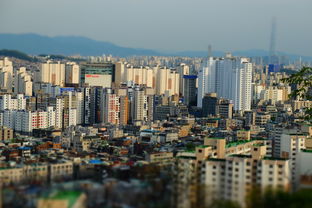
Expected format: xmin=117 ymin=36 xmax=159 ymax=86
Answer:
xmin=197 ymin=56 xmax=252 ymax=111
xmin=65 ymin=62 xmax=80 ymax=85
xmin=296 ymin=149 xmax=312 ymax=190
xmin=55 ymin=97 xmax=63 ymax=129
xmin=75 ymin=91 xmax=84 ymax=125
xmin=0 ymin=94 xmax=26 ymax=111
xmin=175 ymin=139 xmax=289 ymax=208
xmin=14 ymin=67 xmax=33 ymax=96
xmin=0 ymin=57 xmax=13 ymax=91
xmin=101 ymin=89 xmax=120 ymax=125
xmin=0 ymin=108 xmax=57 ymax=133
xmin=177 ymin=63 xmax=190 ymax=95
xmin=40 ymin=61 xmax=65 ymax=87
xmin=202 ymin=152 xmax=290 ymax=207
xmin=280 ymin=133 xmax=307 ymax=187
xmin=115 ymin=63 xmax=179 ymax=96
xmin=132 ymin=88 xmax=145 ymax=122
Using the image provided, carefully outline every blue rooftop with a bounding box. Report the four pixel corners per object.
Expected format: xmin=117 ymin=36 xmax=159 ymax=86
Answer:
xmin=18 ymin=147 xmax=31 ymax=150
xmin=89 ymin=159 xmax=103 ymax=164
xmin=183 ymin=75 xmax=197 ymax=79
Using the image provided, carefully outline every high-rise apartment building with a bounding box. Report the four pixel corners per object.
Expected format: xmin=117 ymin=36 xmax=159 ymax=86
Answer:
xmin=40 ymin=61 xmax=66 ymax=87
xmin=14 ymin=67 xmax=33 ymax=96
xmin=280 ymin=132 xmax=307 ymax=187
xmin=183 ymin=75 xmax=197 ymax=106
xmin=101 ymin=88 xmax=120 ymax=125
xmin=178 ymin=64 xmax=190 ymax=96
xmin=114 ymin=63 xmax=179 ymax=96
xmin=0 ymin=126 xmax=14 ymax=141
xmin=0 ymin=94 xmax=26 ymax=111
xmin=0 ymin=57 xmax=13 ymax=91
xmin=65 ymin=62 xmax=80 ymax=87
xmin=202 ymin=93 xmax=218 ymax=117
xmin=197 ymin=56 xmax=252 ymax=112
xmin=131 ymin=87 xmax=154 ymax=123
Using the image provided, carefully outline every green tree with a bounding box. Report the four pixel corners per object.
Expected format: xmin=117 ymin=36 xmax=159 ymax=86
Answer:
xmin=282 ymin=66 xmax=312 ymax=122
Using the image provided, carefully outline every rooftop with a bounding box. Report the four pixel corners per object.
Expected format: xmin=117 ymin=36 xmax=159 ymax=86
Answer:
xmin=226 ymin=140 xmax=250 ymax=148
xmin=206 ymin=137 xmax=224 ymax=140
xmin=230 ymin=154 xmax=251 ymax=158
xmin=302 ymin=149 xmax=312 ymax=153
xmin=141 ymin=129 xmax=161 ymax=133
xmin=207 ymin=158 xmax=226 ymax=162
xmin=197 ymin=145 xmax=210 ymax=149
xmin=263 ymin=157 xmax=288 ymax=161
xmin=253 ymin=143 xmax=265 ymax=147
xmin=45 ymin=191 xmax=82 ymax=208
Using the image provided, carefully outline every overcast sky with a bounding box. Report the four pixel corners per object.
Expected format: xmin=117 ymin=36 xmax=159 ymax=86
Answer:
xmin=0 ymin=0 xmax=311 ymax=56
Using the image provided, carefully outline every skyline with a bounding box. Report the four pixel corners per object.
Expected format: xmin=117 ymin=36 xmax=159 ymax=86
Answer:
xmin=0 ymin=0 xmax=311 ymax=56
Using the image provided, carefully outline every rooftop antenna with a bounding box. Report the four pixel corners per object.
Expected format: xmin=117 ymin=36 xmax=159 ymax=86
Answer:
xmin=208 ymin=44 xmax=212 ymax=59
xmin=269 ymin=17 xmax=277 ymax=64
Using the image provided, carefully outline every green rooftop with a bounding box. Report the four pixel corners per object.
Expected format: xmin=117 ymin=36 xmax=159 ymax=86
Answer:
xmin=253 ymin=143 xmax=265 ymax=147
xmin=197 ymin=145 xmax=210 ymax=149
xmin=230 ymin=154 xmax=251 ymax=158
xmin=263 ymin=157 xmax=288 ymax=161
xmin=226 ymin=140 xmax=250 ymax=148
xmin=302 ymin=149 xmax=312 ymax=153
xmin=207 ymin=158 xmax=226 ymax=162
xmin=45 ymin=191 xmax=82 ymax=208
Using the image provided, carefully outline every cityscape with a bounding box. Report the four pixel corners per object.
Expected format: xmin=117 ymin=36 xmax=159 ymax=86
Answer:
xmin=0 ymin=0 xmax=312 ymax=208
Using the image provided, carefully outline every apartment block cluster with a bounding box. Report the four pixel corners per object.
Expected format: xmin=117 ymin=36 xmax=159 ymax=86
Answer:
xmin=174 ymin=124 xmax=312 ymax=208
xmin=0 ymin=54 xmax=312 ymax=208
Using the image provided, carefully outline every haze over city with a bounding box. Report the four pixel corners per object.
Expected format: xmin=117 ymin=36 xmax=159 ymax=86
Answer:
xmin=1 ymin=0 xmax=312 ymax=56
xmin=0 ymin=1 xmax=312 ymax=208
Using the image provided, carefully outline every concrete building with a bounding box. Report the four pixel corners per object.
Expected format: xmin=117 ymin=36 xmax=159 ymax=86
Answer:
xmin=101 ymin=88 xmax=120 ymax=125
xmin=197 ymin=56 xmax=252 ymax=112
xmin=178 ymin=63 xmax=190 ymax=95
xmin=80 ymin=62 xmax=115 ymax=88
xmin=280 ymin=133 xmax=307 ymax=187
xmin=202 ymin=93 xmax=218 ymax=117
xmin=0 ymin=94 xmax=26 ymax=111
xmin=296 ymin=149 xmax=312 ymax=190
xmin=14 ymin=67 xmax=33 ymax=96
xmin=183 ymin=75 xmax=197 ymax=106
xmin=65 ymin=62 xmax=80 ymax=86
xmin=130 ymin=87 xmax=154 ymax=123
xmin=49 ymin=161 xmax=73 ymax=181
xmin=40 ymin=61 xmax=65 ymax=87
xmin=115 ymin=63 xmax=179 ymax=96
xmin=0 ymin=126 xmax=14 ymax=141
xmin=0 ymin=57 xmax=13 ymax=91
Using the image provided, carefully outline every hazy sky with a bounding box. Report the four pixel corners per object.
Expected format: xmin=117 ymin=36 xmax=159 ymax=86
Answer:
xmin=0 ymin=0 xmax=311 ymax=56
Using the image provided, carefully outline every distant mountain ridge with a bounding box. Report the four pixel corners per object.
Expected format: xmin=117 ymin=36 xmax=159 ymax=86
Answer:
xmin=0 ymin=33 xmax=161 ymax=57
xmin=0 ymin=33 xmax=310 ymax=60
